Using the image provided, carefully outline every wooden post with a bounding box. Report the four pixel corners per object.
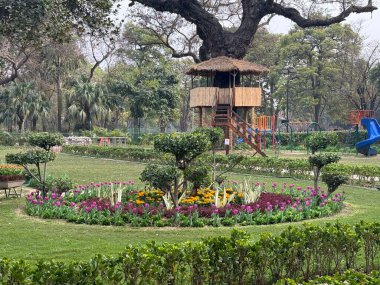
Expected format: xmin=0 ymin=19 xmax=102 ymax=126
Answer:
xmin=199 ymin=107 xmax=203 ymax=127
xmin=225 ymin=126 xmax=230 ymax=155
xmin=251 ymin=107 xmax=256 ymax=128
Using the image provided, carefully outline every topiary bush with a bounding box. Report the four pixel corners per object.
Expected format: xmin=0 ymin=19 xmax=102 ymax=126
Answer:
xmin=322 ymin=171 xmax=348 ymax=194
xmin=309 ymin=153 xmax=340 ymax=190
xmin=305 ymin=132 xmax=338 ymax=154
xmin=28 ymin=132 xmax=64 ymax=150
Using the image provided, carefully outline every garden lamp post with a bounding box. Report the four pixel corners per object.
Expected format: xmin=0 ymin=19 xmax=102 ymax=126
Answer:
xmin=282 ymin=65 xmax=296 ymax=132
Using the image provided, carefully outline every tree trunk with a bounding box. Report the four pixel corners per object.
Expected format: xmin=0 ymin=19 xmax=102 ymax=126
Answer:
xmin=57 ymin=57 xmax=63 ymax=132
xmin=32 ymin=117 xmax=38 ymax=131
xmin=17 ymin=117 xmax=24 ymax=132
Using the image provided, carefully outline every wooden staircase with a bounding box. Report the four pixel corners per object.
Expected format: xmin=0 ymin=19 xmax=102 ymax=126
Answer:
xmin=212 ymin=104 xmax=267 ymax=157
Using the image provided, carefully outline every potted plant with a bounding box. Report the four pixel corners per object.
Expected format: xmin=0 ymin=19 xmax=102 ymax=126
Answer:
xmin=0 ymin=164 xmax=25 ymax=189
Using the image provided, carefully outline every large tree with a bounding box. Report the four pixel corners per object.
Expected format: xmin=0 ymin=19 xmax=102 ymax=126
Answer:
xmin=0 ymin=0 xmax=118 ymax=85
xmin=128 ymin=0 xmax=376 ymax=61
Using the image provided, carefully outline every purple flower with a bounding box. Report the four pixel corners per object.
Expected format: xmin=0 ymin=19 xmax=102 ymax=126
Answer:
xmin=232 ymin=209 xmax=239 ymax=215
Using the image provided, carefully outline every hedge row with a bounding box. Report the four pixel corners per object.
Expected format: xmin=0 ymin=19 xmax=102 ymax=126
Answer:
xmin=1 ymin=222 xmax=379 ymax=285
xmin=62 ymin=145 xmax=380 ymax=187
xmin=266 ymin=130 xmax=369 ymax=147
xmin=281 ymin=270 xmax=380 ymax=285
xmin=63 ymin=145 xmax=172 ymax=163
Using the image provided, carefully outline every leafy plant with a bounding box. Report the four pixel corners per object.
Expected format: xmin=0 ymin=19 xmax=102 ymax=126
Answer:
xmin=238 ymin=179 xmax=261 ymax=204
xmin=305 ymin=132 xmax=338 ymax=154
xmin=28 ymin=132 xmax=64 ymax=151
xmin=309 ymin=153 xmax=340 ymax=190
xmin=322 ymin=171 xmax=348 ymax=194
xmin=6 ymin=149 xmax=56 ymax=197
xmin=184 ymin=164 xmax=212 ymax=191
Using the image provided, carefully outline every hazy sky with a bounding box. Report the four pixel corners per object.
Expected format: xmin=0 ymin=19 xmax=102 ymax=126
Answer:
xmin=268 ymin=9 xmax=380 ymax=43
xmin=119 ymin=1 xmax=380 ymax=43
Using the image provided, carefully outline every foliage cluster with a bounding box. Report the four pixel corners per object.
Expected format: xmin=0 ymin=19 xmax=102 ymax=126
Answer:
xmin=0 ymin=222 xmax=379 ymax=284
xmin=281 ymin=270 xmax=380 ymax=285
xmin=305 ymin=132 xmax=339 ymax=154
xmin=5 ymin=133 xmax=63 ymax=196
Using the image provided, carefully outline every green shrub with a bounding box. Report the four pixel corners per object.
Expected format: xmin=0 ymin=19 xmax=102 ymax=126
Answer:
xmin=184 ymin=164 xmax=212 ymax=190
xmin=0 ymin=132 xmax=15 ymax=146
xmin=279 ymin=270 xmax=380 ymax=285
xmin=305 ymin=132 xmax=338 ymax=154
xmin=0 ymin=222 xmax=379 ymax=284
xmin=28 ymin=132 xmax=64 ymax=150
xmin=154 ymin=132 xmax=210 ymax=170
xmin=46 ymin=175 xmax=77 ymax=194
xmin=309 ymin=153 xmax=341 ymax=190
xmin=322 ymin=171 xmax=348 ymax=194
xmin=140 ymin=164 xmax=181 ymax=193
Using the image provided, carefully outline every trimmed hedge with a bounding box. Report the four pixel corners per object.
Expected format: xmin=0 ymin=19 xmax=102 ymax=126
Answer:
xmin=280 ymin=270 xmax=380 ymax=285
xmin=0 ymin=222 xmax=379 ymax=284
xmin=271 ymin=130 xmax=369 ymax=148
xmin=62 ymin=145 xmax=380 ymax=187
xmin=63 ymin=145 xmax=172 ymax=163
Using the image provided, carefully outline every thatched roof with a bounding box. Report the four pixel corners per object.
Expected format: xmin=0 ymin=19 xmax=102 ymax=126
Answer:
xmin=187 ymin=56 xmax=269 ymax=76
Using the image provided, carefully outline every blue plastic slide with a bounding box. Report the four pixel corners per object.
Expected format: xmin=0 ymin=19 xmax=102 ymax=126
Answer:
xmin=355 ymin=118 xmax=380 ymax=156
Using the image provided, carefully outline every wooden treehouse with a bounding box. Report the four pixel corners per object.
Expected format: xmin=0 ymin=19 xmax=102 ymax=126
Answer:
xmin=187 ymin=56 xmax=270 ymax=156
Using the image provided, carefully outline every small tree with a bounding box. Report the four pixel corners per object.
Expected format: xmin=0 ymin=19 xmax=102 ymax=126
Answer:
xmin=141 ymin=131 xmax=211 ymax=208
xmin=309 ymin=153 xmax=340 ymax=190
xmin=5 ymin=133 xmax=63 ymax=197
xmin=28 ymin=132 xmax=64 ymax=151
xmin=322 ymin=171 xmax=348 ymax=194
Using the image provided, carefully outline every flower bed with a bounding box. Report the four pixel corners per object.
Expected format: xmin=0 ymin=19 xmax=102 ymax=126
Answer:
xmin=25 ymin=181 xmax=344 ymax=227
xmin=0 ymin=164 xmax=24 ymax=182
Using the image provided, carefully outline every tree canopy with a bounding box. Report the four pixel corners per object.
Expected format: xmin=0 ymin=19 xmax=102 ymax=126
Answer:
xmin=128 ymin=0 xmax=377 ymax=61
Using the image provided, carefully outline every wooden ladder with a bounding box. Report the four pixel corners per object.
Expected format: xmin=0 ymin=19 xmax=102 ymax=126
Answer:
xmin=212 ymin=105 xmax=267 ymax=157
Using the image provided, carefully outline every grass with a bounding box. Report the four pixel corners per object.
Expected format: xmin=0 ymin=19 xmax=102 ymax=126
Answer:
xmin=0 ymin=146 xmax=379 ymax=262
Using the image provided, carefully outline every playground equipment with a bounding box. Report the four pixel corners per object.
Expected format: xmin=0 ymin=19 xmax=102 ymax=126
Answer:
xmin=343 ymin=110 xmax=376 ymax=152
xmin=187 ymin=56 xmax=269 ymax=156
xmin=355 ymin=118 xmax=380 ymax=156
xmin=252 ymin=115 xmax=276 ymax=151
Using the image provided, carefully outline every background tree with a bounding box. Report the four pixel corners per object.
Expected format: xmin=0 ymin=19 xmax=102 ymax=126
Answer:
xmin=0 ymin=0 xmax=118 ymax=85
xmin=128 ymin=0 xmax=376 ymax=61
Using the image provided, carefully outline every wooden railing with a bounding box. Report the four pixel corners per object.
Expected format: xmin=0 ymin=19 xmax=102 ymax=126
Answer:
xmin=190 ymin=87 xmax=261 ymax=107
xmin=212 ymin=106 xmax=267 ymax=157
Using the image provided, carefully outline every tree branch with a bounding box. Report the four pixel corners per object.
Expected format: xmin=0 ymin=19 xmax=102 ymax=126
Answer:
xmin=270 ymin=1 xmax=377 ymax=28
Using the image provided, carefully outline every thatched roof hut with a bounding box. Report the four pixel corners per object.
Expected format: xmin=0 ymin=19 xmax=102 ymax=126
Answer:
xmin=187 ymin=56 xmax=269 ymax=76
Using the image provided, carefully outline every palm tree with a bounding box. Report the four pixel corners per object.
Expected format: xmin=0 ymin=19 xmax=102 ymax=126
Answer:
xmin=66 ymin=79 xmax=108 ymax=130
xmin=27 ymin=91 xmax=50 ymax=131
xmin=2 ymin=82 xmax=36 ymax=132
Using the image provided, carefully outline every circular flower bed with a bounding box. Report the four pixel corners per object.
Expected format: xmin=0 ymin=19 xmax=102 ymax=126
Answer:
xmin=25 ymin=181 xmax=345 ymax=227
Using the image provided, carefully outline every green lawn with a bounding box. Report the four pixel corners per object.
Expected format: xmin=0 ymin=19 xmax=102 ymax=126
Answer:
xmin=0 ymin=146 xmax=379 ymax=262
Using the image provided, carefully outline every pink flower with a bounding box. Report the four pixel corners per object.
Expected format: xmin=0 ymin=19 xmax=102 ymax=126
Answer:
xmin=56 ymin=201 xmax=61 ymax=207
xmin=70 ymin=202 xmax=76 ymax=207
xmin=232 ymin=209 xmax=239 ymax=215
